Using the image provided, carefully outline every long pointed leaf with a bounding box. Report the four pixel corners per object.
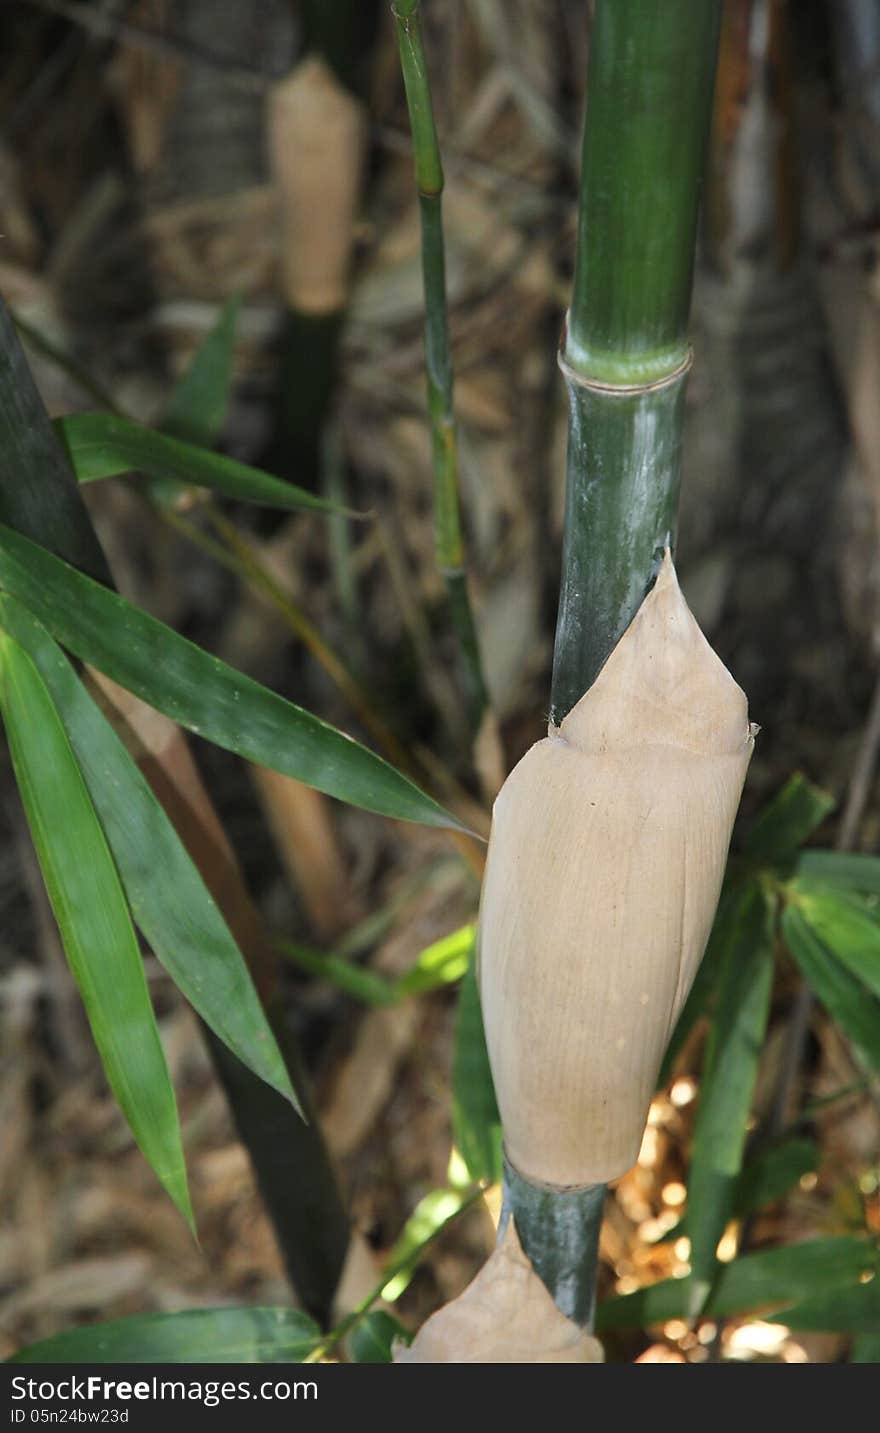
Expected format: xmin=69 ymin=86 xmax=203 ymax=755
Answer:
xmin=162 ymin=295 xmax=240 ymax=448
xmin=0 ymin=594 xmax=300 ymax=1112
xmin=793 ymin=884 xmax=880 ymax=1001
xmin=686 ymin=881 xmax=776 ymax=1315
xmin=768 ymin=1278 xmax=880 ymax=1334
xmin=453 ymin=951 xmax=502 ymax=1185
xmin=0 ymin=630 xmax=192 ymax=1228
xmin=0 ymin=524 xmax=465 ymax=831
xmin=8 ymin=1307 xmax=320 ymax=1364
xmin=744 ymin=773 xmax=835 ymax=867
xmin=782 ymin=904 xmax=880 ymax=1074
xmin=597 ymin=1237 xmax=879 ymax=1332
xmin=56 ymin=412 xmax=353 ymax=517
xmin=795 ymin=850 xmax=880 ymax=898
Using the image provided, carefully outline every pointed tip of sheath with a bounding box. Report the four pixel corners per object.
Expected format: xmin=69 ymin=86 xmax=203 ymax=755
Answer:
xmin=560 ymin=549 xmax=753 ymax=759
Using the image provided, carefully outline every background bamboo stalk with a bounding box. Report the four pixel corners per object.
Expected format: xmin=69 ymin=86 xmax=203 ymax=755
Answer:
xmin=392 ymin=0 xmax=488 ymax=732
xmin=509 ymin=0 xmax=724 ymax=1327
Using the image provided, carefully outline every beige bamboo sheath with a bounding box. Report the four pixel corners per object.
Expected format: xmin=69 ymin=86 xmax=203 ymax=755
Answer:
xmin=478 ymin=551 xmax=756 ymax=1188
xmin=395 ymin=1220 xmax=603 ymax=1363
xmin=267 ymin=56 xmax=367 ymax=315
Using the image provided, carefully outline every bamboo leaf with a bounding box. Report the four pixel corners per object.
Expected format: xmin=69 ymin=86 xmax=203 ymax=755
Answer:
xmin=347 ymin=1311 xmax=412 ymax=1364
xmin=0 ymin=524 xmax=465 ymax=831
xmin=162 ymin=295 xmax=240 ymax=448
xmin=0 ymin=595 xmax=300 ymax=1110
xmin=768 ymin=1277 xmax=880 ymax=1334
xmin=782 ymin=905 xmax=880 ymax=1073
xmin=56 ymin=412 xmax=353 ymax=517
xmin=380 ymin=1188 xmax=473 ymax=1302
xmin=686 ymin=882 xmax=776 ymax=1316
xmin=735 ymin=1138 xmax=821 ymax=1217
xmin=597 ymin=1237 xmax=879 ymax=1332
xmin=8 ymin=1307 xmax=320 ymax=1364
xmin=452 ymin=952 xmax=502 ymax=1185
xmin=795 ymin=850 xmax=880 ymax=898
xmin=744 ymin=773 xmax=835 ymax=867
xmin=0 ymin=630 xmax=192 ymax=1228
xmin=395 ymin=923 xmax=474 ymax=998
xmin=659 ymin=881 xmax=745 ymax=1085
xmin=793 ymin=884 xmax=880 ymax=1000
xmin=280 ymin=940 xmax=396 ymax=1007
xmin=852 ymin=1333 xmax=880 ymax=1362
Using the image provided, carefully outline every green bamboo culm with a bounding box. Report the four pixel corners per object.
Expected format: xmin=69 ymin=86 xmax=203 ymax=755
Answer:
xmin=552 ymin=0 xmax=723 ymax=724
xmin=392 ymin=0 xmax=488 ymax=732
xmin=507 ymin=0 xmax=724 ymax=1328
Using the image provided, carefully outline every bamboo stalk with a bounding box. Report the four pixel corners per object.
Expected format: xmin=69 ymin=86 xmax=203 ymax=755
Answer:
xmin=392 ymin=0 xmax=488 ymax=732
xmin=508 ymin=0 xmax=724 ymax=1328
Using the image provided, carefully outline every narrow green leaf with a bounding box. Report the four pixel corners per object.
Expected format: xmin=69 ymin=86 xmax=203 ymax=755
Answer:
xmin=796 ymin=850 xmax=880 ymax=898
xmin=347 ymin=1311 xmax=412 ymax=1363
xmin=395 ymin=923 xmax=474 ymax=998
xmin=0 ymin=596 xmax=300 ymax=1111
xmin=768 ymin=1276 xmax=880 ymax=1334
xmin=686 ymin=882 xmax=776 ymax=1315
xmin=452 ymin=951 xmax=502 ymax=1185
xmin=0 ymin=525 xmax=465 ymax=831
xmin=659 ymin=881 xmax=744 ymax=1085
xmin=0 ymin=631 xmax=192 ymax=1228
xmin=162 ymin=295 xmax=240 ymax=448
xmin=744 ymin=773 xmax=835 ymax=867
xmin=782 ymin=905 xmax=880 ymax=1074
xmin=793 ymin=884 xmax=880 ymax=1001
xmin=8 ymin=1308 xmax=320 ymax=1364
xmin=381 ymin=1188 xmax=472 ymax=1302
xmin=56 ymin=412 xmax=354 ymax=518
xmin=735 ymin=1138 xmax=821 ymax=1216
xmin=597 ymin=1237 xmax=879 ymax=1332
xmin=280 ymin=940 xmax=396 ymax=1007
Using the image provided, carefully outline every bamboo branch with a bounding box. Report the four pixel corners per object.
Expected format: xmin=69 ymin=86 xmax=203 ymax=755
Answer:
xmin=392 ymin=0 xmax=488 ymax=732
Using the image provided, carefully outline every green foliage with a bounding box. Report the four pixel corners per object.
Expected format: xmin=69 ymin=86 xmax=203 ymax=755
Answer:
xmin=8 ymin=1308 xmax=320 ymax=1364
xmin=0 ymin=595 xmax=301 ymax=1112
xmin=59 ymin=411 xmax=349 ymax=516
xmin=744 ymin=772 xmax=835 ymax=867
xmin=0 ymin=630 xmax=193 ymax=1229
xmin=685 ymin=883 xmax=776 ymax=1315
xmin=347 ymin=1311 xmax=412 ymax=1363
xmin=161 ymin=295 xmax=241 ymax=448
xmin=0 ymin=523 xmax=463 ymax=830
xmin=452 ymin=952 xmax=502 ymax=1185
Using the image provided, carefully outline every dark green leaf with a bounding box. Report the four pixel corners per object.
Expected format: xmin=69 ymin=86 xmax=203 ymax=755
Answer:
xmin=659 ymin=881 xmax=745 ymax=1085
xmin=794 ymin=884 xmax=880 ymax=1001
xmin=686 ymin=882 xmax=776 ymax=1315
xmin=735 ymin=1138 xmax=820 ymax=1217
xmin=852 ymin=1332 xmax=880 ymax=1362
xmin=0 ymin=630 xmax=192 ymax=1228
xmin=162 ymin=295 xmax=240 ymax=448
xmin=347 ymin=1311 xmax=412 ymax=1363
xmin=0 ymin=524 xmax=465 ymax=831
xmin=452 ymin=950 xmax=502 ymax=1185
xmin=783 ymin=905 xmax=880 ymax=1073
xmin=0 ymin=299 xmax=112 ymax=586
xmin=744 ymin=774 xmax=835 ymax=867
xmin=795 ymin=850 xmax=880 ymax=898
xmin=56 ymin=412 xmax=352 ymax=517
xmin=0 ymin=595 xmax=300 ymax=1110
xmin=597 ymin=1237 xmax=879 ymax=1332
xmin=768 ymin=1276 xmax=880 ymax=1334
xmin=380 ymin=1187 xmax=474 ymax=1302
xmin=8 ymin=1308 xmax=320 ymax=1364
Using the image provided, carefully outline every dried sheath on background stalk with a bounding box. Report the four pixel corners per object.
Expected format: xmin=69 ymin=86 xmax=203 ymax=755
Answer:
xmin=479 ymin=551 xmax=756 ymax=1189
xmin=267 ymin=56 xmax=367 ymax=315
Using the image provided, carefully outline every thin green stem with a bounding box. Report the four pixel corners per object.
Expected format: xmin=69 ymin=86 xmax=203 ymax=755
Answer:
xmin=393 ymin=0 xmax=488 ymax=731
